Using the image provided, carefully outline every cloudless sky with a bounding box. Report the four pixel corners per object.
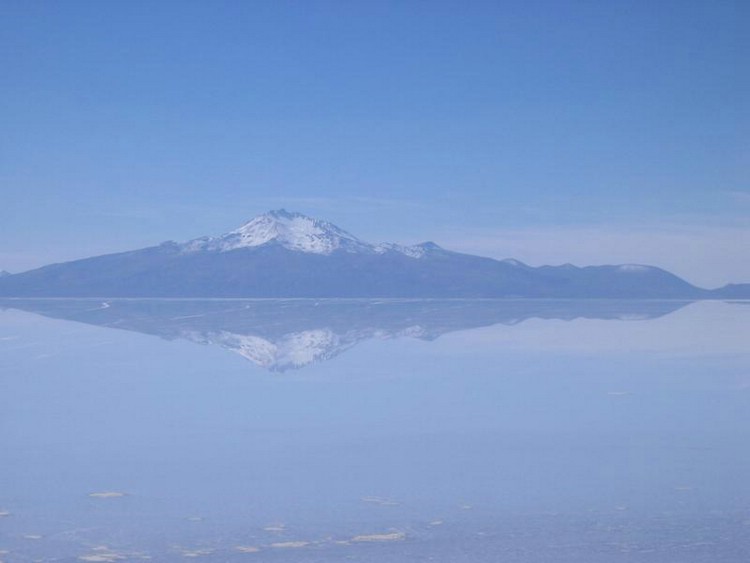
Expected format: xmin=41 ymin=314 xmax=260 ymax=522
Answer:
xmin=1 ymin=0 xmax=748 ymax=286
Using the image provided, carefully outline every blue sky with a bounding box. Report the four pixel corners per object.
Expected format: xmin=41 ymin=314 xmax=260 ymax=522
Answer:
xmin=1 ymin=0 xmax=748 ymax=286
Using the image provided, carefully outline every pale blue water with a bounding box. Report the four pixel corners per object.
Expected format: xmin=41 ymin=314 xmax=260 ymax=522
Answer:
xmin=0 ymin=299 xmax=749 ymax=562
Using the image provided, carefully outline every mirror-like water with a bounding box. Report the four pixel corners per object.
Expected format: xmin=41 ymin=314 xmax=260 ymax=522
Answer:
xmin=1 ymin=299 xmax=748 ymax=562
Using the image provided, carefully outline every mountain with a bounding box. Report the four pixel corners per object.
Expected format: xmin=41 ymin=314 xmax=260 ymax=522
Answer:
xmin=711 ymin=283 xmax=750 ymax=299
xmin=0 ymin=209 xmax=743 ymax=298
xmin=0 ymin=270 xmax=10 ymax=278
xmin=0 ymin=298 xmax=691 ymax=371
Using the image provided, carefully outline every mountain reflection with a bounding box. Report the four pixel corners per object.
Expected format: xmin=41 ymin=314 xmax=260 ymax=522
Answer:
xmin=0 ymin=299 xmax=690 ymax=371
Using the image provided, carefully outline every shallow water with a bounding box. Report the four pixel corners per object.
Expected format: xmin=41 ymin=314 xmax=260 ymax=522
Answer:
xmin=0 ymin=299 xmax=749 ymax=562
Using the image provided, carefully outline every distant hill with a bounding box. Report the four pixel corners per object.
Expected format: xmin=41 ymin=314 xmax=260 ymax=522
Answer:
xmin=711 ymin=283 xmax=750 ymax=299
xmin=0 ymin=209 xmax=744 ymax=298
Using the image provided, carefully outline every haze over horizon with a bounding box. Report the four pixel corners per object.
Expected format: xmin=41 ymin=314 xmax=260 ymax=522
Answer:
xmin=2 ymin=1 xmax=748 ymax=287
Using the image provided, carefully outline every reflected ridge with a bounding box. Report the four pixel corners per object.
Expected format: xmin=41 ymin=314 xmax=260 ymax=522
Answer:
xmin=1 ymin=298 xmax=690 ymax=371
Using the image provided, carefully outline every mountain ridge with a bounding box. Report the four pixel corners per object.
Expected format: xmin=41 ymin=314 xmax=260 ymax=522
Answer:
xmin=0 ymin=210 xmax=745 ymax=299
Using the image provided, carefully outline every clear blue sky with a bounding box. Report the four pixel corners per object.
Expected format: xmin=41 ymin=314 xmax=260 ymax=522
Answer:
xmin=1 ymin=0 xmax=748 ymax=286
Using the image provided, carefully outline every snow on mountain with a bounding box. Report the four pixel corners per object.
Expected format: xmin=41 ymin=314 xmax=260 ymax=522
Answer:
xmin=374 ymin=242 xmax=427 ymax=258
xmin=617 ymin=264 xmax=654 ymax=273
xmin=181 ymin=209 xmax=441 ymax=258
xmin=501 ymin=259 xmax=527 ymax=267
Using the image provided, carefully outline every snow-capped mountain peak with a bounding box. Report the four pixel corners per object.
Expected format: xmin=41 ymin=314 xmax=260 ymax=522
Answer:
xmin=181 ymin=209 xmax=442 ymax=257
xmin=224 ymin=209 xmax=366 ymax=254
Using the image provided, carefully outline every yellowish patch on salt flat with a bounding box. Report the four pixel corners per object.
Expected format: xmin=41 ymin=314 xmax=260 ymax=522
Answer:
xmin=180 ymin=549 xmax=214 ymax=558
xmin=263 ymin=524 xmax=286 ymax=532
xmin=88 ymin=492 xmax=126 ymax=499
xmin=235 ymin=546 xmax=261 ymax=553
xmin=270 ymin=541 xmax=309 ymax=549
xmin=429 ymin=520 xmax=444 ymax=526
xmin=351 ymin=531 xmax=406 ymax=543
xmin=182 ymin=549 xmax=214 ymax=557
xmin=77 ymin=546 xmax=128 ymax=562
xmin=361 ymin=496 xmax=399 ymax=506
xmin=23 ymin=535 xmax=43 ymax=540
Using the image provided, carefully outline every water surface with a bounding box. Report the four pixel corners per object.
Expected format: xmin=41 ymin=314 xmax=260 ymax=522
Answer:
xmin=1 ymin=299 xmax=748 ymax=562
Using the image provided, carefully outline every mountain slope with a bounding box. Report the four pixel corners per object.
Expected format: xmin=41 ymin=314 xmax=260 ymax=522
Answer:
xmin=0 ymin=209 xmax=729 ymax=298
